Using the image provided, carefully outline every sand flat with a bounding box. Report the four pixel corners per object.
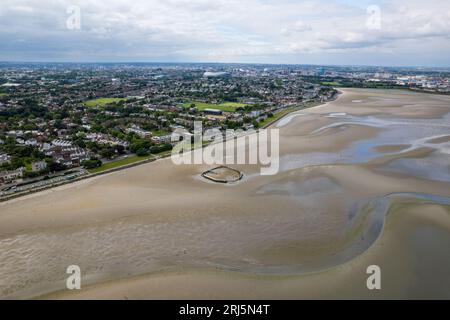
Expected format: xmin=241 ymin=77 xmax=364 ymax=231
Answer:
xmin=43 ymin=203 xmax=450 ymax=300
xmin=1 ymin=88 xmax=450 ymax=299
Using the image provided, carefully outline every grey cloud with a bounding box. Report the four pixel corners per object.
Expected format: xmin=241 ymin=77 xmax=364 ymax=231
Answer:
xmin=0 ymin=0 xmax=449 ymax=66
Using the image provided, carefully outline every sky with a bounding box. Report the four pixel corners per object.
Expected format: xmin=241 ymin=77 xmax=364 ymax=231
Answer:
xmin=1 ymin=0 xmax=450 ymax=67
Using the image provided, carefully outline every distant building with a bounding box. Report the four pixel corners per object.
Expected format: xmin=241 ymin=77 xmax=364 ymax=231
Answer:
xmin=31 ymin=161 xmax=47 ymax=172
xmin=41 ymin=143 xmax=52 ymax=151
xmin=127 ymin=96 xmax=145 ymax=100
xmin=126 ymin=125 xmax=152 ymax=139
xmin=151 ymin=135 xmax=172 ymax=144
xmin=1 ymin=83 xmax=21 ymax=87
xmin=7 ymin=130 xmax=24 ymax=137
xmin=204 ymin=108 xmax=223 ymax=116
xmin=249 ymin=110 xmax=262 ymax=118
xmin=0 ymin=167 xmax=24 ymax=183
xmin=203 ymin=72 xmax=229 ymax=78
xmin=52 ymin=140 xmax=73 ymax=147
xmin=0 ymin=153 xmax=11 ymax=165
xmin=86 ymin=133 xmax=129 ymax=148
xmin=25 ymin=139 xmax=38 ymax=146
xmin=52 ymin=147 xmax=89 ymax=167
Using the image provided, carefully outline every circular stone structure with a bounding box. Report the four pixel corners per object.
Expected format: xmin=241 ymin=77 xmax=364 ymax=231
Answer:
xmin=201 ymin=166 xmax=243 ymax=184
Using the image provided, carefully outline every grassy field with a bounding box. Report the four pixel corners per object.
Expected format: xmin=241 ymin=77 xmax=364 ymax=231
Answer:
xmin=184 ymin=101 xmax=246 ymax=112
xmin=259 ymin=108 xmax=298 ymax=128
xmin=260 ymin=102 xmax=322 ymax=128
xmin=88 ymin=155 xmax=153 ymax=173
xmin=321 ymin=81 xmax=340 ymax=86
xmin=88 ymin=149 xmax=174 ymax=174
xmin=152 ymin=129 xmax=171 ymax=136
xmin=84 ymin=97 xmax=128 ymax=107
xmin=0 ymin=93 xmax=7 ymax=97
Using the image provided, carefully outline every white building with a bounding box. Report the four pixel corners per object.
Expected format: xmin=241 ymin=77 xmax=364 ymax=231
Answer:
xmin=203 ymin=71 xmax=229 ymax=78
xmin=249 ymin=110 xmax=262 ymax=118
xmin=151 ymin=135 xmax=172 ymax=144
xmin=0 ymin=153 xmax=11 ymax=165
xmin=52 ymin=140 xmax=73 ymax=147
xmin=25 ymin=139 xmax=38 ymax=146
xmin=31 ymin=161 xmax=47 ymax=172
xmin=0 ymin=167 xmax=24 ymax=183
xmin=126 ymin=125 xmax=152 ymax=139
xmin=40 ymin=143 xmax=52 ymax=151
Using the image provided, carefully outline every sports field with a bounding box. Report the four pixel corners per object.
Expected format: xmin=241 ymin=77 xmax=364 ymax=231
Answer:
xmin=84 ymin=97 xmax=128 ymax=107
xmin=184 ymin=101 xmax=246 ymax=112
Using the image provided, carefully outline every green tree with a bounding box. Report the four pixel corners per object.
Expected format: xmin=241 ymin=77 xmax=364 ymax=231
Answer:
xmin=136 ymin=148 xmax=149 ymax=157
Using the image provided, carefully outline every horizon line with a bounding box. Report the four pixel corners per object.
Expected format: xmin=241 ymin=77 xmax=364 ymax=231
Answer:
xmin=1 ymin=60 xmax=450 ymax=70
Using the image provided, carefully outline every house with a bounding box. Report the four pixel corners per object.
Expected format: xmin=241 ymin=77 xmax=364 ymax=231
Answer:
xmin=31 ymin=161 xmax=47 ymax=172
xmin=0 ymin=167 xmax=24 ymax=183
xmin=126 ymin=125 xmax=152 ymax=139
xmin=151 ymin=135 xmax=172 ymax=144
xmin=25 ymin=139 xmax=38 ymax=146
xmin=40 ymin=143 xmax=52 ymax=151
xmin=249 ymin=110 xmax=262 ymax=118
xmin=0 ymin=153 xmax=10 ymax=165
xmin=51 ymin=146 xmax=89 ymax=167
xmin=203 ymin=72 xmax=229 ymax=78
xmin=52 ymin=140 xmax=73 ymax=147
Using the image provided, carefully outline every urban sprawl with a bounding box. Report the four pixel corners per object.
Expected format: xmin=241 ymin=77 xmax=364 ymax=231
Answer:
xmin=1 ymin=62 xmax=449 ymax=198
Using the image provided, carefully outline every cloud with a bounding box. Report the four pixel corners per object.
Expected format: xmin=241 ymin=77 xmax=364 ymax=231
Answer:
xmin=0 ymin=0 xmax=449 ymax=66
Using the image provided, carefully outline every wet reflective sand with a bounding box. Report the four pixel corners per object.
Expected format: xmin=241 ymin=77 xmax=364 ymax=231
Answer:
xmin=1 ymin=89 xmax=450 ymax=299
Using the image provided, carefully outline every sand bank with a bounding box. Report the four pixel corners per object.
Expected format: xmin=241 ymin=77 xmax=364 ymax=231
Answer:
xmin=1 ymin=88 xmax=450 ymax=299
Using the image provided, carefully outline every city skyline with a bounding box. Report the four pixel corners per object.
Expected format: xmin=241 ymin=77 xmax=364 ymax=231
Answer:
xmin=1 ymin=61 xmax=450 ymax=70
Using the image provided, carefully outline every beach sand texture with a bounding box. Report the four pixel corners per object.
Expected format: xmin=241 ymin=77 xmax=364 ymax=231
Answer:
xmin=0 ymin=88 xmax=450 ymax=299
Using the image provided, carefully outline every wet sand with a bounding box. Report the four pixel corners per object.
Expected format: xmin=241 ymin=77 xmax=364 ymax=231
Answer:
xmin=1 ymin=88 xmax=450 ymax=299
xmin=43 ymin=202 xmax=450 ymax=300
xmin=373 ymin=145 xmax=411 ymax=153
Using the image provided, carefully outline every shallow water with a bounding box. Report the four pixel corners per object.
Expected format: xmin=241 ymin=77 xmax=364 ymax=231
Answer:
xmin=381 ymin=151 xmax=450 ymax=182
xmin=2 ymin=186 xmax=448 ymax=299
xmin=280 ymin=111 xmax=450 ymax=173
xmin=1 ymin=89 xmax=450 ymax=299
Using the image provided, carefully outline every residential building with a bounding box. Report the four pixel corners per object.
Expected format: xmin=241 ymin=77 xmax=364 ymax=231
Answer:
xmin=31 ymin=161 xmax=47 ymax=172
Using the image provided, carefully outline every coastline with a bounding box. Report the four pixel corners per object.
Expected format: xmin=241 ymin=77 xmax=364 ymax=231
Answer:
xmin=2 ymin=88 xmax=450 ymax=299
xmin=0 ymin=95 xmax=339 ymax=203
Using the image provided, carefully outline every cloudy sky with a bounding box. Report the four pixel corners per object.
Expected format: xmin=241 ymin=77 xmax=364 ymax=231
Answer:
xmin=1 ymin=0 xmax=450 ymax=66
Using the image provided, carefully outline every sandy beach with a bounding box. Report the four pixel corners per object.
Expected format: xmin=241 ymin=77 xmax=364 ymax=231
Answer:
xmin=1 ymin=88 xmax=450 ymax=299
